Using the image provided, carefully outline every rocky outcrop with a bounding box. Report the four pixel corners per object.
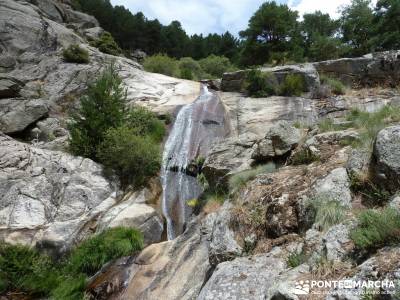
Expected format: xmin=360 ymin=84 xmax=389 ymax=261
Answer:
xmin=0 ymin=133 xmax=117 ymax=254
xmin=314 ymin=50 xmax=400 ymax=87
xmin=198 ymin=253 xmax=286 ymax=300
xmin=221 ymin=64 xmax=320 ymax=93
xmin=202 ymin=133 xmax=257 ymax=188
xmin=252 ymin=121 xmax=301 ymax=161
xmin=209 ymin=203 xmax=242 ymax=266
xmin=98 ymin=189 xmax=163 ymax=246
xmin=373 ymin=125 xmax=400 ymax=191
xmin=117 ymin=216 xmax=214 ymax=300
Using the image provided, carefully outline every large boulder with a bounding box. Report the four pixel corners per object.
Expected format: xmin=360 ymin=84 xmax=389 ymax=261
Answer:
xmin=310 ymin=167 xmax=352 ymax=207
xmin=221 ymin=64 xmax=320 ymax=93
xmin=0 ymin=98 xmax=49 ymax=134
xmin=252 ymin=121 xmax=301 ymax=160
xmin=0 ymin=78 xmax=22 ymax=98
xmin=198 ymin=253 xmax=286 ymax=300
xmin=0 ymin=133 xmax=118 ymax=254
xmin=314 ymin=50 xmax=400 ymax=87
xmin=208 ymin=203 xmax=242 ymax=266
xmin=107 ymin=216 xmax=215 ymax=300
xmin=202 ymin=133 xmax=257 ymax=189
xmin=373 ymin=125 xmax=400 ymax=191
xmin=98 ymin=190 xmax=163 ymax=246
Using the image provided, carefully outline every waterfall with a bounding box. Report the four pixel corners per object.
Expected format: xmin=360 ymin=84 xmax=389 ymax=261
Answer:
xmin=161 ymin=85 xmax=230 ymax=240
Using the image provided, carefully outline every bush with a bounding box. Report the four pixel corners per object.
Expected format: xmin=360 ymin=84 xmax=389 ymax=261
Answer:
xmin=63 ymin=44 xmax=89 ymax=63
xmin=67 ymin=227 xmax=143 ymax=276
xmin=244 ymin=69 xmax=276 ymax=97
xmin=0 ymin=227 xmax=143 ymax=299
xmin=309 ymin=196 xmax=347 ymax=231
xmin=351 ymin=208 xmax=400 ymax=250
xmin=320 ymin=75 xmax=346 ymax=95
xmin=97 ymin=126 xmax=161 ymax=188
xmin=69 ymin=64 xmax=126 ymax=160
xmin=279 ymin=74 xmax=306 ymax=96
xmin=143 ymin=54 xmax=179 ymax=77
xmin=199 ymin=54 xmax=235 ymax=78
xmin=126 ymin=106 xmax=165 ymax=142
xmin=178 ymin=57 xmax=204 ymax=80
xmin=92 ymin=32 xmax=121 ymax=56
xmin=229 ymin=163 xmax=276 ymax=193
xmin=287 ymin=250 xmax=307 ymax=268
xmin=0 ymin=244 xmax=58 ymax=296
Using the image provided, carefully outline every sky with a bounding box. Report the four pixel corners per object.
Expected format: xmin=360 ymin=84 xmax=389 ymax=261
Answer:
xmin=110 ymin=0 xmax=369 ymax=36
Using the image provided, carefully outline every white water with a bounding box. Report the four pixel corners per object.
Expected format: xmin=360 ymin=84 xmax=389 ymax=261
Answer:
xmin=161 ymin=85 xmax=213 ymax=240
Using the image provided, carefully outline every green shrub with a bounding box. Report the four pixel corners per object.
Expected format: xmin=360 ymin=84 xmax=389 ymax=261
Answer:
xmin=346 ymin=105 xmax=400 ymax=150
xmin=126 ymin=106 xmax=166 ymax=142
xmin=229 ymin=163 xmax=276 ymax=193
xmin=279 ymin=74 xmax=306 ymax=96
xmin=320 ymin=75 xmax=346 ymax=95
xmin=349 ymin=173 xmax=390 ymax=206
xmin=199 ymin=55 xmax=235 ymax=78
xmin=244 ymin=69 xmax=276 ymax=97
xmin=69 ymin=64 xmax=126 ymax=160
xmin=92 ymin=32 xmax=121 ymax=56
xmin=287 ymin=250 xmax=307 ymax=268
xmin=291 ymin=148 xmax=320 ymax=165
xmin=67 ymin=227 xmax=143 ymax=276
xmin=178 ymin=57 xmax=204 ymax=80
xmin=51 ymin=275 xmax=87 ymax=300
xmin=97 ymin=126 xmax=161 ymax=188
xmin=143 ymin=54 xmax=179 ymax=77
xmin=309 ymin=196 xmax=347 ymax=231
xmin=63 ymin=44 xmax=89 ymax=63
xmin=351 ymin=208 xmax=400 ymax=250
xmin=0 ymin=244 xmax=58 ymax=296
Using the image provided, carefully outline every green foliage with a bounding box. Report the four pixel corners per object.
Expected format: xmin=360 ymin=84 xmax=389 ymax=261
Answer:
xmin=69 ymin=64 xmax=126 ymax=160
xmin=279 ymin=74 xmax=306 ymax=96
xmin=198 ymin=55 xmax=235 ymax=78
xmin=320 ymin=75 xmax=346 ymax=95
xmin=346 ymin=105 xmax=400 ymax=150
xmin=291 ymin=148 xmax=320 ymax=165
xmin=143 ymin=54 xmax=179 ymax=77
xmin=0 ymin=244 xmax=58 ymax=296
xmin=229 ymin=163 xmax=276 ymax=193
xmin=67 ymin=227 xmax=143 ymax=276
xmin=51 ymin=275 xmax=87 ymax=300
xmin=126 ymin=106 xmax=166 ymax=142
xmin=308 ymin=35 xmax=344 ymax=62
xmin=97 ymin=126 xmax=161 ymax=188
xmin=0 ymin=227 xmax=143 ymax=299
xmin=349 ymin=173 xmax=391 ymax=206
xmin=309 ymin=196 xmax=347 ymax=231
xmin=63 ymin=44 xmax=89 ymax=63
xmin=351 ymin=208 xmax=400 ymax=250
xmin=239 ymin=1 xmax=299 ymax=66
xmin=92 ymin=32 xmax=121 ymax=56
xmin=178 ymin=57 xmax=204 ymax=80
xmin=244 ymin=69 xmax=276 ymax=97
xmin=287 ymin=250 xmax=307 ymax=268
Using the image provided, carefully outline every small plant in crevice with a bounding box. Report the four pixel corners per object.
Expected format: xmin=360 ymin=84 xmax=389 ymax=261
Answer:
xmin=287 ymin=250 xmax=307 ymax=268
xmin=350 ymin=207 xmax=400 ymax=251
xmin=63 ymin=44 xmax=89 ymax=63
xmin=349 ymin=172 xmax=391 ymax=207
xmin=290 ymin=148 xmax=320 ymax=165
xmin=320 ymin=74 xmax=346 ymax=95
xmin=228 ymin=163 xmax=276 ymax=194
xmin=91 ymin=32 xmax=121 ymax=56
xmin=308 ymin=196 xmax=348 ymax=231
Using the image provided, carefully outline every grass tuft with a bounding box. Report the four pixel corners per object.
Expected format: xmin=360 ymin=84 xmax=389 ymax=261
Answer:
xmin=309 ymin=196 xmax=347 ymax=231
xmin=228 ymin=163 xmax=276 ymax=193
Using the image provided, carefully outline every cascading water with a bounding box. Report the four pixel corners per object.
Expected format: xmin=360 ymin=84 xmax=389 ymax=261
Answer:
xmin=161 ymin=85 xmax=231 ymax=239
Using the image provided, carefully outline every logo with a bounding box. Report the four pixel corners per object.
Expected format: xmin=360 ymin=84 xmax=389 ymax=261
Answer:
xmin=293 ymin=280 xmax=310 ymax=295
